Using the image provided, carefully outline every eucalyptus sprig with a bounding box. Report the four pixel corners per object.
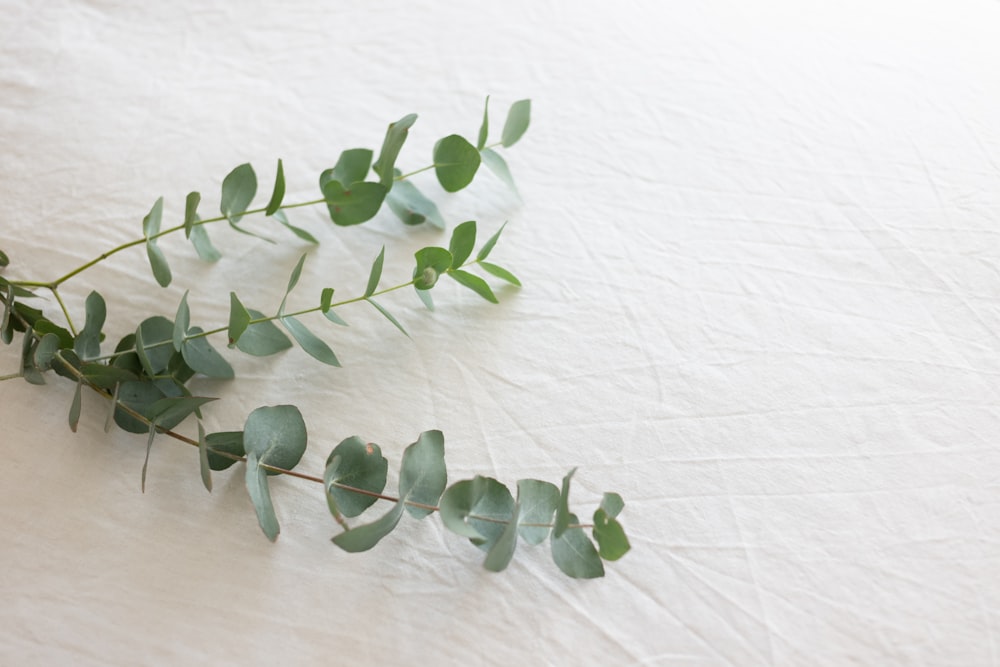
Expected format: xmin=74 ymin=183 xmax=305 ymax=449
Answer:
xmin=0 ymin=99 xmax=630 ymax=578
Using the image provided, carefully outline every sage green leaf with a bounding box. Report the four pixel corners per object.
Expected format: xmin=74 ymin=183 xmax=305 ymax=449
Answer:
xmin=281 ymin=316 xmax=340 ymax=366
xmin=272 ymin=209 xmax=318 ymax=244
xmin=228 ymin=292 xmax=251 ymax=348
xmin=205 ymin=430 xmax=245 ymax=470
xmin=167 ymin=350 xmax=195 ymax=384
xmin=173 ymin=291 xmax=190 ymax=352
xmin=320 ymin=148 xmax=373 ymax=189
xmin=366 ymin=298 xmax=409 ymax=338
xmin=479 ymin=261 xmax=521 ymax=287
xmin=481 ymin=148 xmax=520 ymax=199
xmin=226 ymin=219 xmax=275 ymax=244
xmin=80 ymin=362 xmax=138 ymax=389
xmin=477 ymin=95 xmax=490 ymax=150
xmin=220 ymin=163 xmax=257 ymax=223
xmin=554 ymin=468 xmax=577 ymax=538
xmin=246 ymin=452 xmax=280 ymax=541
xmin=142 ymin=421 xmax=156 ymax=492
xmin=448 ymin=270 xmax=498 ymax=304
xmin=190 ymin=224 xmax=222 ymax=262
xmin=182 ymin=328 xmax=235 ymax=378
xmin=243 ymin=404 xmax=308 ymax=474
xmin=373 ymin=113 xmax=417 ymax=188
xmin=183 ymin=191 xmax=200 ymax=238
xmin=20 ymin=325 xmax=44 ymax=384
xmin=399 ymin=430 xmax=447 ymax=519
xmin=448 ymin=220 xmax=477 ymax=268
xmin=413 ymin=247 xmax=453 ymax=290
xmin=265 ymin=159 xmax=285 ymax=215
xmin=476 ymin=222 xmax=507 ymax=261
xmin=321 ymin=288 xmax=348 ymax=326
xmin=135 ymin=316 xmax=175 ymax=376
xmin=1 ymin=283 xmax=13 ymax=344
xmin=34 ymin=319 xmax=73 ymax=349
xmin=516 ymin=478 xmax=559 ymax=545
xmin=142 ymin=396 xmax=218 ymax=493
xmin=236 ymin=310 xmax=292 ymax=357
xmin=331 ymin=501 xmax=404 ymax=552
xmin=433 ymin=134 xmax=481 ymax=192
xmin=414 ymin=286 xmax=434 ymax=311
xmin=33 ymin=332 xmax=61 ymax=371
xmin=501 ymin=99 xmax=531 ymax=148
xmin=69 ymin=379 xmax=82 ymax=433
xmin=365 ymin=246 xmax=384 ymax=298
xmin=483 ymin=501 xmax=520 ymax=573
xmin=284 ymin=254 xmax=307 ymax=299
xmin=0 ymin=249 xmax=8 ymax=268
xmin=551 ymin=513 xmax=605 ymax=579
xmin=143 ymin=196 xmax=164 ymax=237
xmin=198 ymin=422 xmax=212 ymax=492
xmin=73 ymin=291 xmax=106 ymax=360
xmin=593 ymin=508 xmax=630 ymax=561
xmin=439 ymin=477 xmax=490 ymax=540
xmin=51 ymin=348 xmax=81 ymax=381
xmin=322 ymin=180 xmax=387 ymax=226
xmin=142 ymin=197 xmax=171 ymax=287
xmin=114 ymin=380 xmax=171 ymax=433
xmin=386 ymin=174 xmax=445 ymax=229
xmin=467 ymin=477 xmax=515 ymax=551
xmin=600 ymin=492 xmax=625 ymax=519
xmin=324 ymin=436 xmax=389 ymax=518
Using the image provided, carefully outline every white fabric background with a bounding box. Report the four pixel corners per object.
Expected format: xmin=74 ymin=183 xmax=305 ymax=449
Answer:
xmin=2 ymin=1 xmax=999 ymax=665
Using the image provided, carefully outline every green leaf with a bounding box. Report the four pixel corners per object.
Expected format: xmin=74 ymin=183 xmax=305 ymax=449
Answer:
xmin=399 ymin=430 xmax=447 ymax=519
xmin=283 ymin=254 xmax=307 ymax=301
xmin=413 ymin=247 xmax=453 ymax=290
xmin=321 ymin=288 xmax=348 ymax=326
xmin=385 ymin=177 xmax=445 ymax=229
xmin=479 ymin=261 xmax=521 ymax=287
xmin=51 ymin=348 xmax=80 ymax=381
xmin=246 ymin=452 xmax=280 ymax=541
xmin=20 ymin=325 xmax=44 ymax=385
xmin=173 ymin=291 xmax=190 ymax=352
xmin=481 ymin=148 xmax=520 ymax=199
xmin=320 ymin=148 xmax=374 ymax=189
xmin=554 ymin=468 xmax=577 ymax=538
xmin=80 ymin=362 xmax=138 ymax=389
xmin=73 ymin=291 xmax=106 ymax=360
xmin=205 ymin=431 xmax=245 ymax=470
xmin=142 ymin=396 xmax=218 ymax=492
xmin=476 ymin=222 xmax=507 ymax=261
xmin=322 ymin=180 xmax=387 ymax=226
xmin=501 ymin=99 xmax=531 ymax=148
xmin=324 ymin=436 xmax=389 ymax=518
xmin=265 ymin=159 xmax=285 ymax=215
xmin=477 ymin=95 xmax=490 ymax=150
xmin=69 ymin=380 xmax=82 ymax=433
xmin=1 ymin=283 xmax=13 ymax=344
xmin=0 ymin=249 xmax=8 ymax=268
xmin=439 ymin=477 xmax=491 ymax=540
xmin=331 ymin=501 xmax=404 ymax=552
xmin=551 ymin=513 xmax=605 ymax=579
xmin=183 ymin=191 xmax=200 ymax=239
xmin=142 ymin=197 xmax=171 ymax=288
xmin=228 ymin=292 xmax=251 ymax=347
xmin=516 ymin=479 xmax=559 ymax=545
xmin=182 ymin=328 xmax=235 ymax=379
xmin=448 ymin=269 xmax=498 ymax=304
xmin=366 ymin=298 xmax=409 ymax=338
xmin=114 ymin=380 xmax=179 ymax=433
xmin=483 ymin=501 xmax=520 ymax=573
xmin=143 ymin=195 xmax=164 ymax=238
xmin=593 ymin=508 xmax=630 ymax=561
xmin=272 ymin=209 xmax=318 ymax=244
xmin=198 ymin=422 xmax=212 ymax=492
xmin=34 ymin=319 xmax=73 ymax=349
xmin=236 ymin=310 xmax=292 ymax=357
xmin=373 ymin=113 xmax=418 ymax=188
xmin=220 ymin=163 xmax=257 ymax=223
xmin=467 ymin=478 xmax=516 ymax=551
xmin=281 ymin=316 xmax=340 ymax=366
xmin=448 ymin=220 xmax=477 ymax=268
xmin=365 ymin=246 xmax=384 ymax=298
xmin=190 ymin=224 xmax=222 ymax=262
xmin=414 ymin=286 xmax=434 ymax=311
xmin=135 ymin=316 xmax=175 ymax=376
xmin=33 ymin=333 xmax=60 ymax=371
xmin=433 ymin=134 xmax=481 ymax=193
xmin=243 ymin=404 xmax=308 ymax=473
xmin=599 ymin=492 xmax=625 ymax=519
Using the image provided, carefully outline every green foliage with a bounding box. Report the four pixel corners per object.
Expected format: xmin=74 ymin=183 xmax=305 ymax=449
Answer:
xmin=265 ymin=159 xmax=286 ymax=216
xmin=373 ymin=113 xmax=418 ymax=188
xmin=434 ymin=134 xmax=481 ymax=192
xmin=501 ymin=99 xmax=531 ymax=148
xmin=143 ymin=197 xmax=172 ymax=287
xmin=220 ymin=163 xmax=257 ymax=224
xmin=385 ymin=177 xmax=445 ymax=229
xmin=243 ymin=405 xmax=308 ymax=540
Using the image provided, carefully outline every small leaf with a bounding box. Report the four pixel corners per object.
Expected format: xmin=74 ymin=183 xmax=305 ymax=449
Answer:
xmin=331 ymin=501 xmax=404 ymax=552
xmin=480 ymin=262 xmax=521 ymax=287
xmin=32 ymin=333 xmax=59 ymax=372
xmin=322 ymin=181 xmax=387 ymax=226
xmin=386 ymin=176 xmax=445 ymax=229
xmin=272 ymin=209 xmax=318 ymax=244
xmin=281 ymin=316 xmax=341 ymax=366
xmin=320 ymin=148 xmax=374 ymax=189
xmin=220 ymin=163 xmax=257 ymax=223
xmin=324 ymin=436 xmax=389 ymax=518
xmin=0 ymin=249 xmax=8 ymax=268
xmin=246 ymin=452 xmax=280 ymax=541
xmin=593 ymin=508 xmax=630 ymax=561
xmin=365 ymin=246 xmax=384 ymax=298
xmin=554 ymin=468 xmax=577 ymax=538
xmin=205 ymin=431 xmax=245 ymax=470
xmin=236 ymin=310 xmax=293 ymax=357
xmin=183 ymin=191 xmax=201 ymax=238
xmin=190 ymin=224 xmax=222 ymax=262
xmin=483 ymin=501 xmax=520 ymax=573
xmin=414 ymin=286 xmax=434 ymax=311
xmin=413 ymin=247 xmax=453 ymax=290
xmin=477 ymin=95 xmax=490 ymax=150
xmin=142 ymin=396 xmax=218 ymax=493
xmin=373 ymin=113 xmax=418 ymax=188
xmin=34 ymin=319 xmax=73 ymax=349
xmin=284 ymin=254 xmax=307 ymax=300
xmin=516 ymin=479 xmax=559 ymax=545
xmin=367 ymin=298 xmax=409 ymax=338
xmin=481 ymin=148 xmax=520 ymax=199
xmin=599 ymin=492 xmax=625 ymax=519
xmin=228 ymin=292 xmax=251 ymax=347
xmin=501 ymin=99 xmax=531 ymax=148
xmin=321 ymin=288 xmax=348 ymax=326
xmin=80 ymin=362 xmax=138 ymax=389
xmin=68 ymin=379 xmax=83 ymax=432
xmin=73 ymin=291 xmax=107 ymax=360
xmin=172 ymin=291 xmax=190 ymax=352
xmin=551 ymin=513 xmax=605 ymax=579
xmin=198 ymin=422 xmax=212 ymax=492
xmin=265 ymin=159 xmax=285 ymax=215
xmin=399 ymin=429 xmax=447 ymax=519
xmin=182 ymin=328 xmax=235 ymax=379
xmin=448 ymin=220 xmax=477 ymax=268
xmin=143 ymin=197 xmax=171 ymax=288
xmin=243 ymin=404 xmax=308 ymax=473
xmin=135 ymin=316 xmax=175 ymax=376
xmin=448 ymin=270 xmax=498 ymax=304
xmin=476 ymin=222 xmax=507 ymax=261
xmin=433 ymin=134 xmax=481 ymax=192
xmin=142 ymin=196 xmax=164 ymax=238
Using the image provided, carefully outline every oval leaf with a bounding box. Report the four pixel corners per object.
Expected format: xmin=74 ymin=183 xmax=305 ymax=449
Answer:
xmin=551 ymin=513 xmax=605 ymax=579
xmin=516 ymin=478 xmax=560 ymax=545
xmin=331 ymin=502 xmax=404 ymax=553
xmin=220 ymin=163 xmax=257 ymax=223
xmin=182 ymin=328 xmax=235 ymax=378
xmin=373 ymin=113 xmax=418 ymax=188
xmin=448 ymin=269 xmax=498 ymax=304
xmin=385 ymin=177 xmax=445 ymax=229
xmin=501 ymin=99 xmax=531 ymax=148
xmin=448 ymin=220 xmax=477 ymax=268
xmin=399 ymin=429 xmax=447 ymax=519
xmin=433 ymin=134 xmax=481 ymax=193
xmin=324 ymin=436 xmax=389 ymax=518
xmin=281 ymin=316 xmax=341 ymax=366
xmin=322 ymin=181 xmax=387 ymax=226
xmin=243 ymin=404 xmax=308 ymax=474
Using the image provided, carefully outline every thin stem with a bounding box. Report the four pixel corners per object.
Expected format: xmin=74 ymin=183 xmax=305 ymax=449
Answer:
xmin=0 ymin=371 xmax=22 ymax=381
xmin=396 ymin=164 xmax=436 ymax=180
xmin=50 ymin=287 xmax=77 ymax=336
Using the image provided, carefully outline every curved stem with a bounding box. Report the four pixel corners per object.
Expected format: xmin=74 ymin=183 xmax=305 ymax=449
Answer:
xmin=50 ymin=287 xmax=77 ymax=336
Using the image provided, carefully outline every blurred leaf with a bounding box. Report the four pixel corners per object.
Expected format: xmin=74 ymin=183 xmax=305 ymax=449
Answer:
xmin=554 ymin=468 xmax=577 ymax=538
xmin=142 ymin=195 xmax=164 ymax=238
xmin=448 ymin=220 xmax=477 ymax=268
xmin=190 ymin=224 xmax=222 ymax=262
xmin=0 ymin=249 xmax=8 ymax=268
xmin=331 ymin=501 xmax=404 ymax=552
xmin=197 ymin=422 xmax=212 ymax=492
xmin=365 ymin=246 xmax=384 ymax=298
xmin=385 ymin=177 xmax=445 ymax=229
xmin=228 ymin=292 xmax=251 ymax=348
xmin=246 ymin=453 xmax=279 ymax=541
xmin=115 ymin=381 xmax=172 ymax=433
xmin=440 ymin=477 xmax=490 ymax=540
xmin=479 ymin=262 xmax=521 ymax=286
xmin=501 ymin=99 xmax=531 ymax=148
xmin=183 ymin=191 xmax=200 ymax=239
xmin=399 ymin=429 xmax=447 ymax=519
xmin=272 ymin=209 xmax=318 ymax=244
xmin=226 ymin=219 xmax=275 ymax=244
xmin=414 ymin=286 xmax=434 ymax=311
xmin=481 ymin=148 xmax=520 ymax=199
xmin=182 ymin=328 xmax=235 ymax=378
xmin=69 ymin=379 xmax=82 ymax=433
xmin=74 ymin=291 xmax=107 ymax=360
xmin=433 ymin=134 xmax=481 ymax=192
xmin=143 ymin=197 xmax=171 ymax=287
xmin=484 ymin=501 xmax=520 ymax=572
xmin=205 ymin=430 xmax=245 ymax=470
xmin=516 ymin=479 xmax=559 ymax=545
xmin=20 ymin=325 xmax=44 ymax=384
xmin=366 ymin=298 xmax=409 ymax=338
xmin=243 ymin=404 xmax=308 ymax=474
xmin=283 ymin=254 xmax=307 ymax=301
xmin=281 ymin=316 xmax=340 ymax=366
xmin=413 ymin=247 xmax=453 ymax=290
xmin=220 ymin=163 xmax=257 ymax=224
xmin=373 ymin=113 xmax=417 ymax=188
xmin=320 ymin=148 xmax=373 ymax=189
xmin=236 ymin=310 xmax=292 ymax=356
xmin=172 ymin=291 xmax=190 ymax=352
xmin=80 ymin=362 xmax=138 ymax=389
xmin=33 ymin=332 xmax=60 ymax=371
xmin=448 ymin=270 xmax=498 ymax=304
xmin=593 ymin=507 xmax=630 ymax=561
xmin=135 ymin=316 xmax=175 ymax=376
xmin=467 ymin=477 xmax=515 ymax=551
xmin=265 ymin=159 xmax=285 ymax=215
xmin=477 ymin=95 xmax=490 ymax=150
xmin=51 ymin=347 xmax=80 ymax=381
xmin=551 ymin=513 xmax=605 ymax=579
xmin=599 ymin=492 xmax=625 ymax=519
xmin=324 ymin=436 xmax=389 ymax=518
xmin=322 ymin=181 xmax=387 ymax=226
xmin=476 ymin=221 xmax=507 ymax=261
xmin=1 ymin=283 xmax=12 ymax=344
xmin=34 ymin=319 xmax=73 ymax=349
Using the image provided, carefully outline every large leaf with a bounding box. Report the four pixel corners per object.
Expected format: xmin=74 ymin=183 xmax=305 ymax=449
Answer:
xmin=399 ymin=429 xmax=447 ymax=519
xmin=182 ymin=328 xmax=235 ymax=378
xmin=373 ymin=113 xmax=417 ymax=188
xmin=385 ymin=177 xmax=445 ymax=229
xmin=433 ymin=134 xmax=480 ymax=192
xmin=243 ymin=404 xmax=308 ymax=474
xmin=236 ymin=309 xmax=293 ymax=357
xmin=448 ymin=220 xmax=477 ymax=268
xmin=324 ymin=436 xmax=389 ymax=518
xmin=220 ymin=163 xmax=257 ymax=223
xmin=440 ymin=476 xmax=516 ymax=552
xmin=135 ymin=316 xmax=175 ymax=376
xmin=551 ymin=513 xmax=605 ymax=579
xmin=483 ymin=501 xmax=520 ymax=572
xmin=501 ymin=99 xmax=531 ymax=148
xmin=205 ymin=430 xmax=245 ymax=471
xmin=322 ymin=180 xmax=387 ymax=226
xmin=320 ymin=148 xmax=373 ymax=189
xmin=281 ymin=316 xmax=341 ymax=366
xmin=516 ymin=478 xmax=559 ymax=545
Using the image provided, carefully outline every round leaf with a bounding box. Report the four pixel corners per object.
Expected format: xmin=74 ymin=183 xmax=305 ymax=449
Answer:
xmin=433 ymin=134 xmax=481 ymax=192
